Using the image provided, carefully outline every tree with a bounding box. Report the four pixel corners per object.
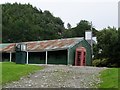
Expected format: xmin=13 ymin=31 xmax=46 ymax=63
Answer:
xmin=74 ymin=20 xmax=91 ymax=37
xmin=2 ymin=3 xmax=65 ymax=43
xmin=67 ymin=23 xmax=71 ymax=29
xmin=63 ymin=20 xmax=98 ymax=38
xmin=72 ymin=20 xmax=98 ymax=37
xmin=94 ymin=27 xmax=119 ymax=67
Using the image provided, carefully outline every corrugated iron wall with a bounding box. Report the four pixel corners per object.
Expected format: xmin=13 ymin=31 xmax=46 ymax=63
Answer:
xmin=81 ymin=40 xmax=92 ymax=66
xmin=69 ymin=39 xmax=92 ymax=66
xmin=1 ymin=38 xmax=92 ymax=65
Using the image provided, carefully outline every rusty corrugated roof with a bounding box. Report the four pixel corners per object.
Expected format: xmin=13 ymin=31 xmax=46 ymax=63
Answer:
xmin=0 ymin=37 xmax=84 ymax=53
xmin=0 ymin=43 xmax=16 ymax=53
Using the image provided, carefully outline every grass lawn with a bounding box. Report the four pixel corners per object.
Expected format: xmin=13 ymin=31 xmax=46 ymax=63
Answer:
xmin=0 ymin=62 xmax=2 ymax=85
xmin=99 ymin=68 xmax=119 ymax=88
xmin=1 ymin=62 xmax=44 ymax=85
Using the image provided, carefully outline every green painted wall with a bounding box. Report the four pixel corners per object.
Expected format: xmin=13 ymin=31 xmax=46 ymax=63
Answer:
xmin=47 ymin=50 xmax=67 ymax=65
xmin=16 ymin=51 xmax=26 ymax=64
xmin=69 ymin=39 xmax=92 ymax=66
xmin=14 ymin=39 xmax=91 ymax=65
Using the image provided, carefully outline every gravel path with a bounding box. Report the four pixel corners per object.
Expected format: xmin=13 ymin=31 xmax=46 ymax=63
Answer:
xmin=3 ymin=65 xmax=106 ymax=88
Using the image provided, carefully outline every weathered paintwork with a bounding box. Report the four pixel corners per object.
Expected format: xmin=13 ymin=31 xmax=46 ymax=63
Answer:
xmin=0 ymin=38 xmax=84 ymax=52
xmin=1 ymin=37 xmax=92 ymax=66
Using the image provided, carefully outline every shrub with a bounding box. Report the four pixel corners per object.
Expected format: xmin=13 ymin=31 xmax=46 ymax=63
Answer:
xmin=92 ymin=58 xmax=108 ymax=67
xmin=92 ymin=59 xmax=101 ymax=67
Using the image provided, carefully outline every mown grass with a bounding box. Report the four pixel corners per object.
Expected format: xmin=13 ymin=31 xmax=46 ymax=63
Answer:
xmin=0 ymin=62 xmax=2 ymax=86
xmin=1 ymin=62 xmax=44 ymax=85
xmin=99 ymin=68 xmax=119 ymax=88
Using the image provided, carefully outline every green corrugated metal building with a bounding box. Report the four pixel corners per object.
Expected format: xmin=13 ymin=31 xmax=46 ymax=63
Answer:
xmin=0 ymin=37 xmax=92 ymax=66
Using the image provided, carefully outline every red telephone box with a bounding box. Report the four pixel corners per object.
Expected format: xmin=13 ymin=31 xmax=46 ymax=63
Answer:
xmin=75 ymin=47 xmax=86 ymax=66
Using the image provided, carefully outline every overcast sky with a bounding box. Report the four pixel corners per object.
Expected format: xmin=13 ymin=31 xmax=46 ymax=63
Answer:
xmin=0 ymin=0 xmax=119 ymax=30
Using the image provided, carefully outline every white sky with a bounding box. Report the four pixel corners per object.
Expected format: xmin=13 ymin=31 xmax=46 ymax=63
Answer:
xmin=0 ymin=0 xmax=119 ymax=30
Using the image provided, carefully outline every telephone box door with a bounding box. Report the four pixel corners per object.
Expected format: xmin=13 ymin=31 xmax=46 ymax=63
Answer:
xmin=75 ymin=47 xmax=86 ymax=66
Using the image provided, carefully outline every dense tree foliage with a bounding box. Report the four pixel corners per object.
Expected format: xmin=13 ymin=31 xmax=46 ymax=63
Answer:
xmin=2 ymin=3 xmax=98 ymax=43
xmin=63 ymin=20 xmax=98 ymax=38
xmin=67 ymin=23 xmax=71 ymax=29
xmin=93 ymin=27 xmax=120 ymax=67
xmin=2 ymin=3 xmax=65 ymax=43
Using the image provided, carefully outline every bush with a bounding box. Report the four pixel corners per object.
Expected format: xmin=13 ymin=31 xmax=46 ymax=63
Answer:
xmin=92 ymin=59 xmax=101 ymax=67
xmin=92 ymin=58 xmax=108 ymax=67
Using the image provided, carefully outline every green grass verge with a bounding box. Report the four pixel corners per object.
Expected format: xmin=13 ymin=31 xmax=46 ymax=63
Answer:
xmin=1 ymin=62 xmax=44 ymax=85
xmin=99 ymin=68 xmax=119 ymax=88
xmin=0 ymin=62 xmax=2 ymax=86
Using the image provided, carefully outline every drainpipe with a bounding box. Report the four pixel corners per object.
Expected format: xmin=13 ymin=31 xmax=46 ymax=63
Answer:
xmin=45 ymin=51 xmax=48 ymax=65
xmin=10 ymin=52 xmax=12 ymax=62
xmin=26 ymin=52 xmax=29 ymax=64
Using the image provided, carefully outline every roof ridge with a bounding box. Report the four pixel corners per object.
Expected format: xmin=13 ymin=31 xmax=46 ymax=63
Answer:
xmin=24 ymin=37 xmax=84 ymax=43
xmin=0 ymin=37 xmax=84 ymax=44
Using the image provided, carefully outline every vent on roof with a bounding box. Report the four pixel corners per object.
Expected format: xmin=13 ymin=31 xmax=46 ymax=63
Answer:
xmin=15 ymin=43 xmax=27 ymax=52
xmin=85 ymin=31 xmax=92 ymax=40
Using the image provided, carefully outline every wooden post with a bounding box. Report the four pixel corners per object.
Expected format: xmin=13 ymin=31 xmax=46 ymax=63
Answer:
xmin=26 ymin=52 xmax=29 ymax=64
xmin=10 ymin=52 xmax=12 ymax=62
xmin=45 ymin=51 xmax=48 ymax=65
